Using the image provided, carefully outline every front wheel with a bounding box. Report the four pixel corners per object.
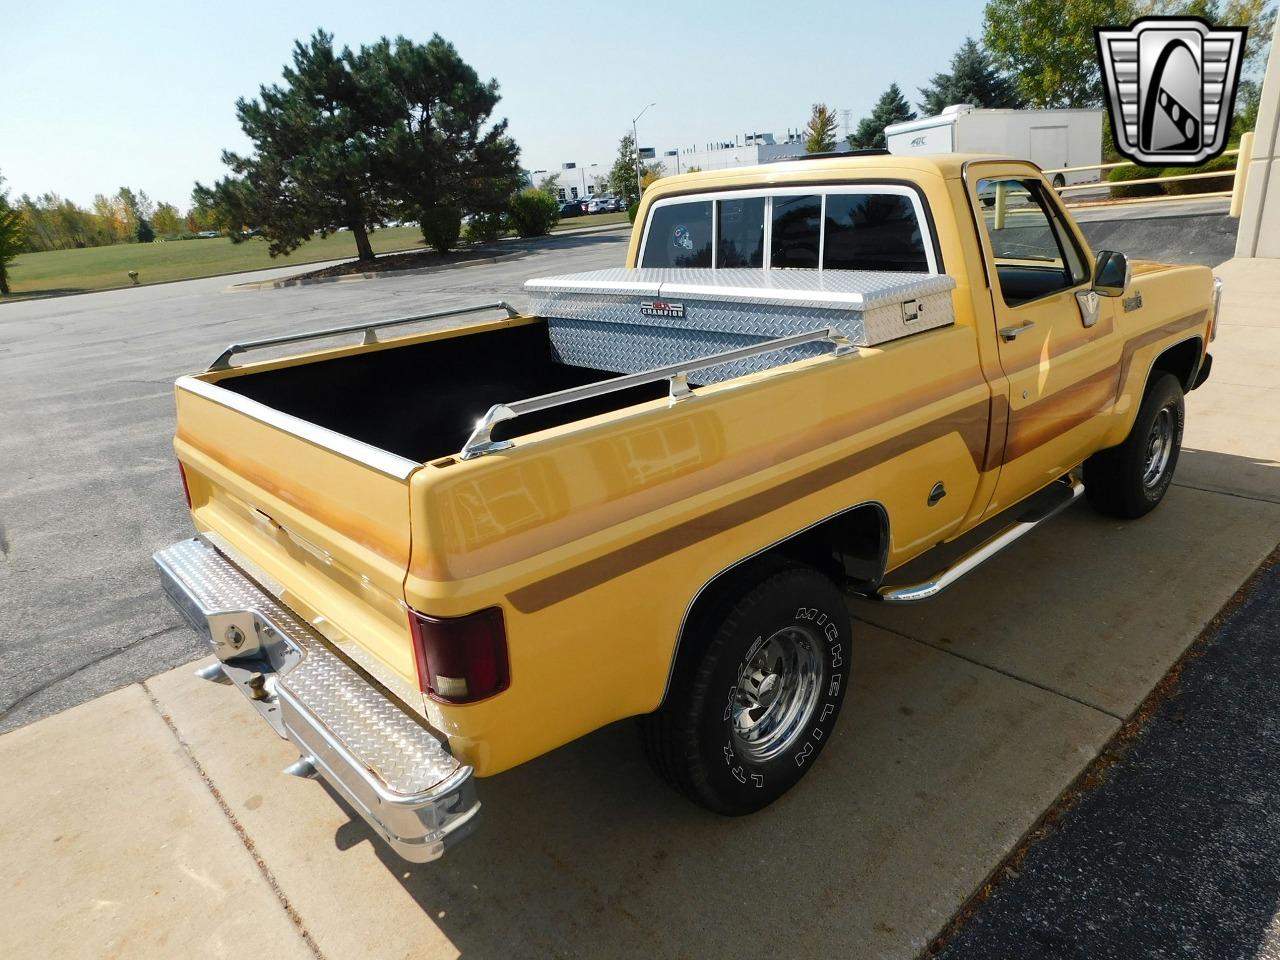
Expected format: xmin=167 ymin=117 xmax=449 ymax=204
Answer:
xmin=1084 ymin=372 xmax=1185 ymax=518
xmin=640 ymin=561 xmax=851 ymax=815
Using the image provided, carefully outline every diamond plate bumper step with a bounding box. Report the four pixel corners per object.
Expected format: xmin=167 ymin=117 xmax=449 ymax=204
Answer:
xmin=154 ymin=537 xmax=479 ymax=862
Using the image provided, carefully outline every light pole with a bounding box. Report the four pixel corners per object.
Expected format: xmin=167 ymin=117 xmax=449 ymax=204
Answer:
xmin=632 ymin=102 xmax=656 ymax=200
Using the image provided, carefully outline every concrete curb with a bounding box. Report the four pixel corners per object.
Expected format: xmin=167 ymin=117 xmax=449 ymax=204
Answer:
xmin=230 ymin=249 xmax=529 ymax=291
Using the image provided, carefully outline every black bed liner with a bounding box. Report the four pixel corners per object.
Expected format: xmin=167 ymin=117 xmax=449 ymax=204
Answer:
xmin=220 ymin=322 xmax=664 ymax=464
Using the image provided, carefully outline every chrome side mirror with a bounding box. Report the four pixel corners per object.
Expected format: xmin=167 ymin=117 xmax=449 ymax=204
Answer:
xmin=1093 ymin=250 xmax=1131 ymax=297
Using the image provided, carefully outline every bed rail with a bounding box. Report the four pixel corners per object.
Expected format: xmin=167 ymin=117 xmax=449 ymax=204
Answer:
xmin=460 ymin=327 xmax=854 ymax=460
xmin=208 ymin=301 xmax=521 ymax=371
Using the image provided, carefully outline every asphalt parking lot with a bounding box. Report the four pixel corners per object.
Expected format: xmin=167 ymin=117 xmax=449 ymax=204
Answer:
xmin=0 ymin=228 xmax=629 ymax=733
xmin=3 ymin=218 xmax=1278 ymax=959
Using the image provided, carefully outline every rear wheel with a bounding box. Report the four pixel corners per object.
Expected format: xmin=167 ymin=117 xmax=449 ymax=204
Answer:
xmin=1084 ymin=372 xmax=1185 ymax=518
xmin=640 ymin=560 xmax=851 ymax=815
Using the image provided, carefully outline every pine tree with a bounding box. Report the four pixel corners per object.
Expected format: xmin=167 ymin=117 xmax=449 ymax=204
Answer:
xmin=804 ymin=104 xmax=839 ymax=153
xmin=0 ymin=172 xmax=24 ymax=295
xmin=918 ymin=37 xmax=1026 ymax=115
xmin=849 ymin=84 xmax=917 ymax=150
xmin=196 ymin=30 xmax=521 ymax=260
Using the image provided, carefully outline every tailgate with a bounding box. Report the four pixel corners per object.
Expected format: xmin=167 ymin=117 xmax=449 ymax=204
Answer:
xmin=173 ymin=374 xmax=422 ymax=694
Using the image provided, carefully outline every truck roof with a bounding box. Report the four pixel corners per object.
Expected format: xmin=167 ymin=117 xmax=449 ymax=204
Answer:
xmin=648 ymin=152 xmax=1028 ymax=198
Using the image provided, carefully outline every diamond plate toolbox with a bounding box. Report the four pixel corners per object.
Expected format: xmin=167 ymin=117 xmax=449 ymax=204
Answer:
xmin=525 ymin=268 xmax=956 ymax=383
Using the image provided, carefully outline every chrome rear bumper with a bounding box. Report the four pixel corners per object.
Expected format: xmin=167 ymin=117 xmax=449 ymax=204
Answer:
xmin=154 ymin=536 xmax=479 ymax=862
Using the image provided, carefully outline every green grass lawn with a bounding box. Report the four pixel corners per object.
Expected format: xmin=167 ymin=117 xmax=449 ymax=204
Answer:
xmin=550 ymin=212 xmax=628 ymax=232
xmin=3 ymin=213 xmax=631 ymax=300
xmin=3 ymin=227 xmax=427 ymax=298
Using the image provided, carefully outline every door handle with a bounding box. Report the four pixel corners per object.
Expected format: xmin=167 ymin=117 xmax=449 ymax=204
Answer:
xmin=999 ymin=321 xmax=1036 ymax=342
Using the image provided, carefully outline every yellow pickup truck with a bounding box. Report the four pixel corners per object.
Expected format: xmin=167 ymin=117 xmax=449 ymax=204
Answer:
xmin=154 ymin=154 xmax=1219 ymax=862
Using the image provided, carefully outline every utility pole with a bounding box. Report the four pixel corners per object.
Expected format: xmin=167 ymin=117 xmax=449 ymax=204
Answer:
xmin=632 ymin=102 xmax=656 ymax=200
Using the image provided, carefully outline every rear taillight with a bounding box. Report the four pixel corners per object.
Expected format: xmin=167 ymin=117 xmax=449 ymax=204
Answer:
xmin=178 ymin=462 xmax=193 ymax=509
xmin=408 ymin=606 xmax=509 ymax=704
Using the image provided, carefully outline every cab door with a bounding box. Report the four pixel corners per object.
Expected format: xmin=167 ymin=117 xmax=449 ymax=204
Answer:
xmin=966 ymin=165 xmax=1122 ymax=516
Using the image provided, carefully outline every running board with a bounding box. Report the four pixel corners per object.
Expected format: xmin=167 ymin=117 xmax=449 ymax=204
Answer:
xmin=870 ymin=476 xmax=1085 ymax=604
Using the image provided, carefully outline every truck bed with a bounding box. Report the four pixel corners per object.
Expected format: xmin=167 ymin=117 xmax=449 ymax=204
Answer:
xmin=218 ymin=321 xmax=666 ymax=463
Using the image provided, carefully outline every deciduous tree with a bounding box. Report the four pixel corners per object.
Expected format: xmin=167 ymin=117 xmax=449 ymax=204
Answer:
xmin=152 ymin=202 xmax=182 ymax=237
xmin=849 ymin=84 xmax=917 ymax=150
xmin=983 ymin=0 xmax=1135 ymax=107
xmin=803 ymin=103 xmax=839 ymax=153
xmin=918 ymin=37 xmax=1026 ymax=114
xmin=608 ymin=133 xmax=663 ymax=199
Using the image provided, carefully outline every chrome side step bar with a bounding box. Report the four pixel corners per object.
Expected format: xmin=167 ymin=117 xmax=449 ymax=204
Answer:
xmin=872 ymin=476 xmax=1085 ymax=604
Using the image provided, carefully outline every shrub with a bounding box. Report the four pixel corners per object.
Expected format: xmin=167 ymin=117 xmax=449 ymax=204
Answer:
xmin=627 ymin=201 xmax=640 ymax=224
xmin=1108 ymin=163 xmax=1166 ymax=198
xmin=463 ymin=211 xmax=506 ymax=244
xmin=1162 ymin=154 xmax=1236 ymax=196
xmin=421 ymin=204 xmax=462 ymax=253
xmin=509 ymin=189 xmax=559 ymax=237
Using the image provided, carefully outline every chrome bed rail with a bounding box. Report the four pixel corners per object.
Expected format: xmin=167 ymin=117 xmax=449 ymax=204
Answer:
xmin=208 ymin=301 xmax=521 ymax=371
xmin=460 ymin=326 xmax=855 ymax=460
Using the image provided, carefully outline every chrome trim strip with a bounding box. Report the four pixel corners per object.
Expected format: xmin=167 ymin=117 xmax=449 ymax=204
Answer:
xmin=875 ymin=476 xmax=1083 ymax=603
xmin=176 ymin=376 xmax=421 ymax=481
xmin=208 ymin=301 xmax=520 ymax=371
xmin=460 ymin=327 xmax=855 ymax=460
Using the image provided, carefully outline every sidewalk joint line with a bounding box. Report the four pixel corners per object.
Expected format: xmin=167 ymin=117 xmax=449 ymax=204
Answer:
xmin=1172 ymin=480 xmax=1280 ymax=505
xmin=142 ymin=680 xmax=328 ymax=960
xmin=854 ymin=616 xmax=1124 ymax=720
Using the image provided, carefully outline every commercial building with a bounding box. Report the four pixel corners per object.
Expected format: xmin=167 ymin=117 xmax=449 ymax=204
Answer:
xmin=528 ymin=129 xmax=843 ymax=202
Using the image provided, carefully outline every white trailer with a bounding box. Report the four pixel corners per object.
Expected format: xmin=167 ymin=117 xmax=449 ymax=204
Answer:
xmin=885 ymin=105 xmax=1103 ymax=186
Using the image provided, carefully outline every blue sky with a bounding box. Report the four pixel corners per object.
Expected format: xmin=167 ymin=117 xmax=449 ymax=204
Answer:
xmin=1 ymin=0 xmax=988 ymax=209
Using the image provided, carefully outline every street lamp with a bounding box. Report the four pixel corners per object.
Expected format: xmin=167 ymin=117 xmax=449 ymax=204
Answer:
xmin=632 ymin=102 xmax=656 ymax=200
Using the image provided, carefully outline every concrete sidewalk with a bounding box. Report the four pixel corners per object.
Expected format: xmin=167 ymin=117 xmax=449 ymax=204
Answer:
xmin=3 ymin=259 xmax=1278 ymax=959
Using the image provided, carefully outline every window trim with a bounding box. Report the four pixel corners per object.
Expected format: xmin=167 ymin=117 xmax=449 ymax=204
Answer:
xmin=969 ymin=174 xmax=1092 ymax=311
xmin=638 ymin=183 xmax=939 ymax=274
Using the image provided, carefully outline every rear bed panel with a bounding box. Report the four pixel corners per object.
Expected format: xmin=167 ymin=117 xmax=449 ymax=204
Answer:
xmin=174 ymin=381 xmax=421 ymax=693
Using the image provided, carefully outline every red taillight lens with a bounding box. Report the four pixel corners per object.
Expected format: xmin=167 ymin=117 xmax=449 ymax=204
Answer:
xmin=178 ymin=462 xmax=193 ymax=509
xmin=407 ymin=606 xmax=509 ymax=704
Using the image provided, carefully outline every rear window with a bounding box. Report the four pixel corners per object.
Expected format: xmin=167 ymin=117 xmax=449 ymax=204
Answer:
xmin=640 ymin=201 xmax=712 ymax=268
xmin=771 ymin=195 xmax=821 ymax=269
xmin=717 ymin=197 xmax=765 ymax=268
xmin=641 ymin=186 xmax=934 ymax=273
xmin=823 ymin=194 xmax=928 ymax=272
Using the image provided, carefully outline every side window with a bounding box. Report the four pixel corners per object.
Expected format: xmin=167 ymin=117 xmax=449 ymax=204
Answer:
xmin=641 ymin=201 xmax=713 ymax=268
xmin=975 ymin=178 xmax=1089 ymax=306
xmin=824 ymin=194 xmax=928 ymax=272
xmin=717 ymin=197 xmax=765 ymax=268
xmin=771 ymin=194 xmax=821 ymax=269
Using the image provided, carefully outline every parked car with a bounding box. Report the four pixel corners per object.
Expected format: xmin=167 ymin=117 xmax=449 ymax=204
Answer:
xmin=558 ymin=200 xmax=584 ymax=218
xmin=155 ymin=153 xmax=1218 ymax=863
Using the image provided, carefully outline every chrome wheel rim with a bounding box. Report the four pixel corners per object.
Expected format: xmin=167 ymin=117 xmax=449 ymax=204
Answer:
xmin=730 ymin=625 xmax=823 ymax=763
xmin=1143 ymin=407 xmax=1175 ymax=489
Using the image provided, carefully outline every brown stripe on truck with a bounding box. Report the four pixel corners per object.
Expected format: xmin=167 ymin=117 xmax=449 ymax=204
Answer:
xmin=506 ymin=398 xmax=989 ymax=613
